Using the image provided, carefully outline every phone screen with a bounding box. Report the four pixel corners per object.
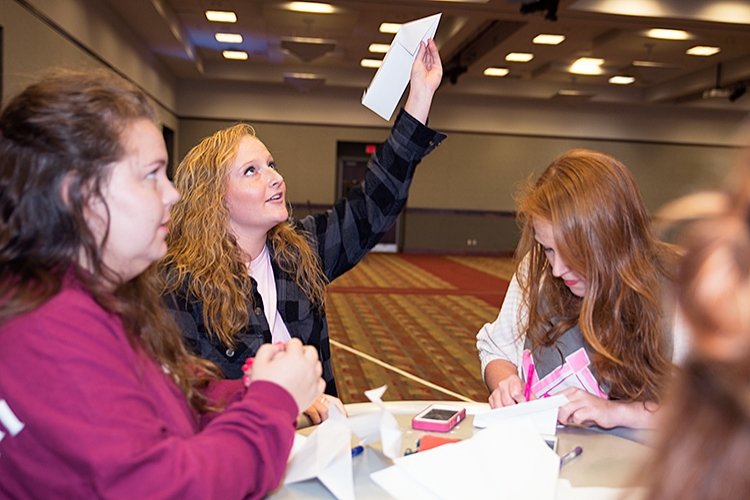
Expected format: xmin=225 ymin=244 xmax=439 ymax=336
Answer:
xmin=419 ymin=408 xmax=459 ymax=421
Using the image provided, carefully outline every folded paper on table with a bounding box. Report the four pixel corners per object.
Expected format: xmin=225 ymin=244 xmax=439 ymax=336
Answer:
xmin=361 ymin=13 xmax=441 ymax=121
xmin=282 ymin=385 xmax=401 ymax=500
xmin=371 ymin=418 xmax=560 ymax=500
xmin=284 ymin=420 xmax=354 ymax=500
xmin=473 ymin=394 xmax=568 ymax=435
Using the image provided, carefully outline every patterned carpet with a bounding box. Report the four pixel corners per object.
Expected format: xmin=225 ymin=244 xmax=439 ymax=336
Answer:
xmin=327 ymin=253 xmax=514 ymax=404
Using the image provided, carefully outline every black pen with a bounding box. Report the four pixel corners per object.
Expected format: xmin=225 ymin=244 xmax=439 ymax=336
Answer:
xmin=560 ymin=446 xmax=583 ymax=468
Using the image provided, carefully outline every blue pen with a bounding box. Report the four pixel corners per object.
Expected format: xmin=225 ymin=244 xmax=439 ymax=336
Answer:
xmin=351 ymin=445 xmax=364 ymax=457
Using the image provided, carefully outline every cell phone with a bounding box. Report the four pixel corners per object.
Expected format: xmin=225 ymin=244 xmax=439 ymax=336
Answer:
xmin=411 ymin=404 xmax=466 ymax=432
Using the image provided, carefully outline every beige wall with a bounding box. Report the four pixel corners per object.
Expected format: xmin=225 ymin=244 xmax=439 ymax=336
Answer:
xmin=0 ymin=0 xmax=179 ymax=146
xmin=4 ymin=0 xmax=750 ymax=253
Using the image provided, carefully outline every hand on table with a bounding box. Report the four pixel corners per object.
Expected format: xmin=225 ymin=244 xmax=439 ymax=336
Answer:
xmin=303 ymin=394 xmax=348 ymax=425
xmin=489 ymin=374 xmax=536 ymax=408
xmin=557 ymin=387 xmax=619 ymax=429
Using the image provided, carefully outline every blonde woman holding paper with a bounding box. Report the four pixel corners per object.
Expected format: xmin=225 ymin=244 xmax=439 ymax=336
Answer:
xmin=160 ymin=39 xmax=445 ymax=424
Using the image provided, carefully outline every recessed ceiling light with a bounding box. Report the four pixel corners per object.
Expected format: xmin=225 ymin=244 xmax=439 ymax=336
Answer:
xmin=533 ymin=34 xmax=565 ymax=45
xmin=484 ymin=67 xmax=509 ymax=77
xmin=570 ymin=57 xmax=604 ymax=75
xmin=609 ymin=75 xmax=635 ymax=85
xmin=505 ymin=52 xmax=534 ymax=62
xmin=222 ymin=50 xmax=248 ymax=60
xmin=368 ymin=43 xmax=391 ymax=54
xmin=287 ymin=2 xmax=336 ymax=14
xmin=361 ymin=59 xmax=382 ymax=68
xmin=647 ymin=28 xmax=690 ymax=40
xmin=205 ymin=10 xmax=237 ymax=23
xmin=379 ymin=23 xmax=402 ymax=34
xmin=686 ymin=45 xmax=721 ymax=56
xmin=215 ymin=33 xmax=243 ymax=44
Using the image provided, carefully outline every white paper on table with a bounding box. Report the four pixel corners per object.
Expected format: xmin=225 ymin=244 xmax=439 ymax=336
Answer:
xmin=361 ymin=13 xmax=441 ymax=121
xmin=371 ymin=418 xmax=560 ymax=500
xmin=283 ymin=420 xmax=354 ymax=500
xmin=370 ymin=464 xmax=443 ymax=500
xmin=350 ymin=385 xmax=401 ymax=459
xmin=554 ymin=479 xmax=646 ymax=500
xmin=472 ymin=394 xmax=568 ymax=435
xmin=282 ymin=385 xmax=401 ymax=500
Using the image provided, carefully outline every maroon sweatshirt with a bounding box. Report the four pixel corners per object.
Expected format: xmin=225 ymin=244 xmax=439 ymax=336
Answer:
xmin=0 ymin=279 xmax=298 ymax=499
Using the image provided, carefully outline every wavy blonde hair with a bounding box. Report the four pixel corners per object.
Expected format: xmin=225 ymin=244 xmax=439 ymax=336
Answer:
xmin=515 ymin=149 xmax=678 ymax=403
xmin=160 ymin=124 xmax=327 ymax=348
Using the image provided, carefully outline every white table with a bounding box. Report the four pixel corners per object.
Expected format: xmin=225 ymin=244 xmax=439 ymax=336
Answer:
xmin=268 ymin=401 xmax=652 ymax=499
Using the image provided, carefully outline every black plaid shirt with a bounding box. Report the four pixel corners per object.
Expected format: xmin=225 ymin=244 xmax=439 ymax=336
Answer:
xmin=164 ymin=108 xmax=446 ymax=396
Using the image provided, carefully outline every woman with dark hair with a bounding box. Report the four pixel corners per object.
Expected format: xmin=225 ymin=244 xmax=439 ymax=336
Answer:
xmin=0 ymin=69 xmax=324 ymax=498
xmin=477 ymin=149 xmax=685 ymax=430
xmin=643 ymin=159 xmax=750 ymax=500
xmin=159 ymin=39 xmax=445 ymax=423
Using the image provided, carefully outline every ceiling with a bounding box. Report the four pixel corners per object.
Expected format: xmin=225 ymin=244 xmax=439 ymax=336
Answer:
xmin=100 ymin=0 xmax=750 ymax=110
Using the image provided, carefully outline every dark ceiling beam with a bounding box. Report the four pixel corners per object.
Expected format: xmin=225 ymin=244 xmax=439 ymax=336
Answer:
xmin=441 ymin=19 xmax=526 ymax=86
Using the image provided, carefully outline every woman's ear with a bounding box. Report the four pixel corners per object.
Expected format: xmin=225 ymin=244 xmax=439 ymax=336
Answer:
xmin=60 ymin=171 xmax=76 ymax=207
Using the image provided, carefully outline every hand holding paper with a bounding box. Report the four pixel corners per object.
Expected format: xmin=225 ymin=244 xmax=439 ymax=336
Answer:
xmin=362 ymin=13 xmax=441 ymax=121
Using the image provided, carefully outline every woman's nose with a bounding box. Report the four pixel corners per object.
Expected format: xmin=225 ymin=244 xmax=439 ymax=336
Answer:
xmin=268 ymin=168 xmax=283 ymax=186
xmin=550 ymin=256 xmax=570 ymax=277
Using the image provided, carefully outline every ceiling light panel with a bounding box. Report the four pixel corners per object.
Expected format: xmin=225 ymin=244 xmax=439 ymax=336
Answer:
xmin=686 ymin=46 xmax=721 ymax=56
xmin=215 ymin=33 xmax=243 ymax=44
xmin=533 ymin=34 xmax=565 ymax=45
xmin=287 ymin=2 xmax=337 ymax=14
xmin=506 ymin=52 xmax=534 ymax=62
xmin=570 ymin=57 xmax=604 ymax=75
xmin=484 ymin=67 xmax=509 ymax=77
xmin=646 ymin=28 xmax=690 ymax=40
xmin=609 ymin=75 xmax=635 ymax=84
xmin=379 ymin=23 xmax=402 ymax=34
xmin=361 ymin=59 xmax=382 ymax=68
xmin=223 ymin=50 xmax=248 ymax=60
xmin=205 ymin=10 xmax=237 ymax=23
xmin=368 ymin=43 xmax=391 ymax=54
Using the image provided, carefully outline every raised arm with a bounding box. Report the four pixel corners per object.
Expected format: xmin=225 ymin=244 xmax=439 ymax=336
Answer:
xmin=404 ymin=38 xmax=442 ymax=124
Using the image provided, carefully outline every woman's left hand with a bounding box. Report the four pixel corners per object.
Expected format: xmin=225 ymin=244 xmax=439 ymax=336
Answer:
xmin=557 ymin=387 xmax=659 ymax=429
xmin=303 ymin=394 xmax=348 ymax=425
xmin=557 ymin=388 xmax=621 ymax=429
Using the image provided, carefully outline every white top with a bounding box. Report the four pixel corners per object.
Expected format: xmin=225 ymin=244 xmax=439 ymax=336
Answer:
xmin=476 ymin=268 xmax=690 ymax=383
xmin=248 ymin=245 xmax=291 ymax=343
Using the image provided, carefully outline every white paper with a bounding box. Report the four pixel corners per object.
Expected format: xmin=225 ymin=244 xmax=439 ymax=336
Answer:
xmin=372 ymin=419 xmax=560 ymax=500
xmin=473 ymin=394 xmax=568 ymax=435
xmin=371 ymin=464 xmax=443 ymax=500
xmin=361 ymin=13 xmax=441 ymax=120
xmin=282 ymin=385 xmax=402 ymax=500
xmin=283 ymin=420 xmax=354 ymax=500
xmin=555 ymin=479 xmax=646 ymax=500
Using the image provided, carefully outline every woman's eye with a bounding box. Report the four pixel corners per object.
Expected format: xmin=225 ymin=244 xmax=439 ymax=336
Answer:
xmin=244 ymin=166 xmax=256 ymax=176
xmin=146 ymin=169 xmax=158 ymax=179
xmin=269 ymin=162 xmax=276 ymax=171
xmin=543 ymin=247 xmax=553 ymax=254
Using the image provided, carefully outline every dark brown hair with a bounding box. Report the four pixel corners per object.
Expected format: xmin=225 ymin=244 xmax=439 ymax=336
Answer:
xmin=515 ymin=149 xmax=678 ymax=402
xmin=0 ymin=69 xmax=218 ymax=411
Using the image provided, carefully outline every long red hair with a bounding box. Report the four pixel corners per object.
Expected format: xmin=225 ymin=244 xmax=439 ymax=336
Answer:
xmin=515 ymin=149 xmax=678 ymax=402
